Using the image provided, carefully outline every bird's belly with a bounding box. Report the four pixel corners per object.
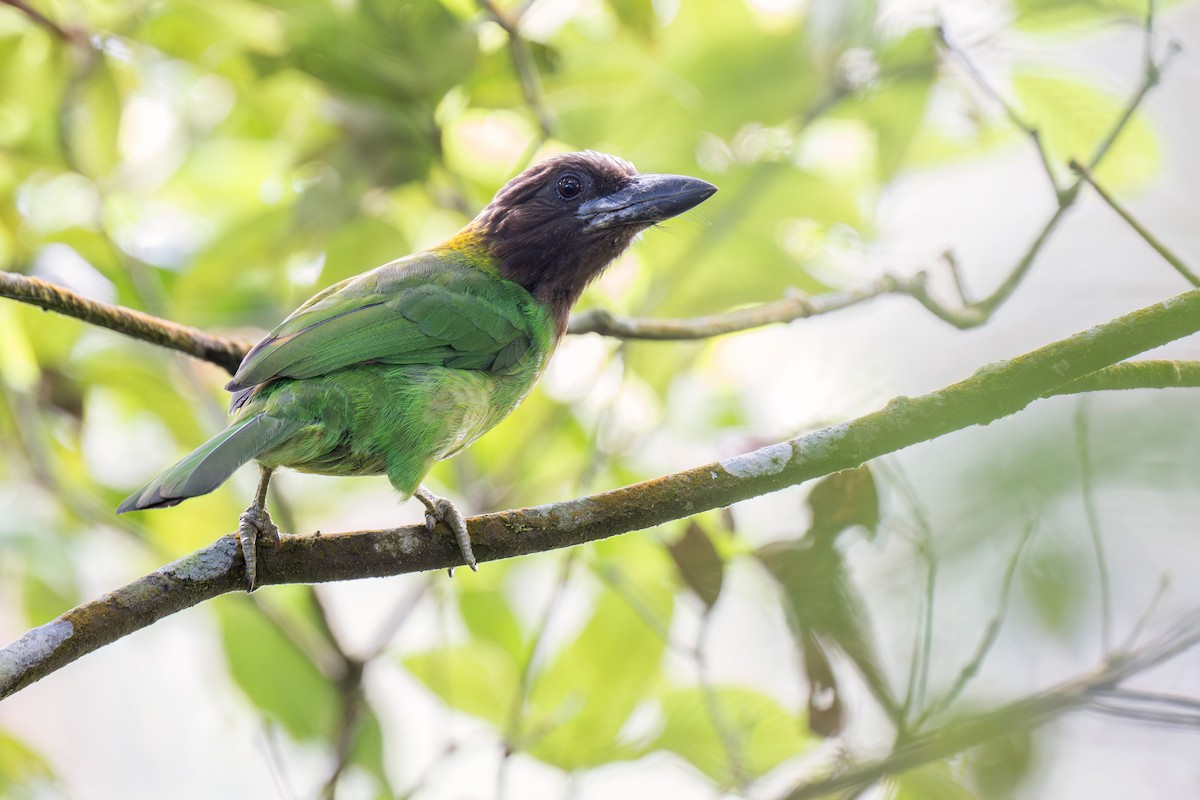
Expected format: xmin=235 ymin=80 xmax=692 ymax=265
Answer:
xmin=252 ymin=362 xmax=542 ymax=485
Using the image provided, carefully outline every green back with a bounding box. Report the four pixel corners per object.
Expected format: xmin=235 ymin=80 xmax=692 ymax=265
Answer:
xmin=227 ymin=249 xmax=551 ymax=394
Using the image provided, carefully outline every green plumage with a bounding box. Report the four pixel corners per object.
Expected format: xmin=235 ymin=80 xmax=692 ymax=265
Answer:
xmin=116 ymin=151 xmax=716 ymax=582
xmin=120 ymin=245 xmax=555 ymax=512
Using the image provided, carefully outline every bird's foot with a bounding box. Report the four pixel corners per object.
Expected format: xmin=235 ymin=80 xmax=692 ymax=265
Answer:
xmin=415 ymin=486 xmax=477 ymax=574
xmin=237 ymin=505 xmax=279 ymax=592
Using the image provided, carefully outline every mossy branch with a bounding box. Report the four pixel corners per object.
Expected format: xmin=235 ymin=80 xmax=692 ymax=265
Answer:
xmin=0 ymin=272 xmax=252 ymax=374
xmin=3 ymin=288 xmax=1200 ymax=700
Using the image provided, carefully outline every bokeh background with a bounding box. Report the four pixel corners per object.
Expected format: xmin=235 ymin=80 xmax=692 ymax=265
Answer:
xmin=2 ymin=0 xmax=1200 ymax=797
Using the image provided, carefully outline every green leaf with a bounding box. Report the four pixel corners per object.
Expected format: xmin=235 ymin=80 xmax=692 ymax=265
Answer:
xmin=0 ymin=730 xmax=54 ymax=795
xmin=1012 ymin=72 xmax=1159 ymax=191
xmin=886 ymin=762 xmax=974 ymax=800
xmin=21 ymin=566 xmax=78 ymax=628
xmin=606 ymin=0 xmax=658 ymax=41
xmin=834 ymin=27 xmax=939 ymax=179
xmin=524 ymin=581 xmax=669 ymax=769
xmin=642 ymin=165 xmax=859 ymax=320
xmin=403 ymin=642 xmax=519 ymax=728
xmin=214 ymin=594 xmax=339 ymax=741
xmin=652 ymin=686 xmax=813 ymax=786
xmin=1013 ymin=0 xmax=1182 ymax=32
xmin=349 ymin=707 xmax=394 ymax=796
xmin=168 ymin=138 xmax=293 ymax=217
xmin=322 ymin=217 xmax=411 ymax=286
xmin=39 ymin=229 xmax=136 ymax=300
xmin=138 ymin=0 xmax=284 ymax=79
xmin=970 ymin=729 xmax=1036 ymax=798
xmin=1020 ymin=541 xmax=1086 ymax=634
xmin=63 ymin=56 xmax=122 ymax=179
xmin=666 ymin=2 xmax=820 ymax=136
xmin=0 ymin=29 xmax=68 ymax=162
xmin=807 ymin=465 xmax=880 ymax=542
xmin=668 ymin=522 xmax=725 ymax=609
xmin=458 ymin=576 xmax=526 ymax=662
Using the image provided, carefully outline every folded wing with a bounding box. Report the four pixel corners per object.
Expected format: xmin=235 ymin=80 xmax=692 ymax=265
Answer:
xmin=226 ymin=252 xmax=538 ymax=406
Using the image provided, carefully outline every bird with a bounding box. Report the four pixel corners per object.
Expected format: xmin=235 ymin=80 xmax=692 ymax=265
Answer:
xmin=118 ymin=151 xmax=717 ymax=590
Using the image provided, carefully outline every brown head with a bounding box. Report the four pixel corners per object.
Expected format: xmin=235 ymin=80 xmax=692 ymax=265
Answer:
xmin=463 ymin=151 xmax=716 ymax=333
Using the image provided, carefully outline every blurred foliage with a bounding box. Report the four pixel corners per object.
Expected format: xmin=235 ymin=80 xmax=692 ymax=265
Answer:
xmin=0 ymin=0 xmax=1192 ymax=796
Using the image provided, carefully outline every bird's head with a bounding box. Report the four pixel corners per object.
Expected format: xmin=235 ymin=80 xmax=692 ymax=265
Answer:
xmin=459 ymin=151 xmax=717 ymax=332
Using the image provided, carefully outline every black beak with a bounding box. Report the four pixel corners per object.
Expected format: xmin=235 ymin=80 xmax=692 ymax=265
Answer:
xmin=577 ymin=173 xmax=717 ymax=231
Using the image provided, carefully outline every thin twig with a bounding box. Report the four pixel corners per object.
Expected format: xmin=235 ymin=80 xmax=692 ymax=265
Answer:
xmin=0 ymin=0 xmax=86 ymax=45
xmin=498 ymin=552 xmax=576 ymax=800
xmin=1075 ymin=398 xmax=1113 ymax=655
xmin=941 ymin=250 xmax=973 ymax=305
xmin=1089 ymin=703 xmax=1200 ymax=729
xmin=695 ymin=610 xmax=749 ymax=794
xmin=5 ymin=286 xmax=1200 ymax=699
xmin=879 ymin=461 xmax=937 ymax=736
xmin=915 ymin=523 xmax=1037 ymax=729
xmin=1123 ymin=574 xmax=1170 ymax=651
xmin=938 ymin=0 xmax=1176 ymax=319
xmin=304 ymin=587 xmax=369 ymax=800
xmin=262 ymin=724 xmax=298 ymax=800
xmin=1070 ymin=159 xmax=1200 ymax=287
xmin=1045 ymin=360 xmax=1200 ymax=397
xmin=779 ymin=611 xmax=1200 ymax=799
xmin=569 ymin=275 xmax=920 ymax=339
xmin=0 ymin=272 xmax=252 ymax=374
xmin=937 ymin=25 xmax=1062 ymax=195
xmin=1097 ymin=688 xmax=1200 ymax=715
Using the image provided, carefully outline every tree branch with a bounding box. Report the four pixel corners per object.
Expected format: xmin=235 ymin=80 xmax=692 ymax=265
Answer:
xmin=0 ymin=0 xmax=86 ymax=46
xmin=781 ymin=609 xmax=1200 ymax=799
xmin=566 ymin=274 xmax=922 ymax=339
xmin=937 ymin=25 xmax=1062 ymax=195
xmin=0 ymin=265 xmax=980 ymax=357
xmin=1045 ymin=360 xmax=1200 ymax=396
xmin=0 ymin=272 xmax=252 ymax=374
xmin=4 ymin=287 xmax=1200 ymax=700
xmin=930 ymin=0 xmax=1177 ymax=322
xmin=1070 ymin=159 xmax=1200 ymax=288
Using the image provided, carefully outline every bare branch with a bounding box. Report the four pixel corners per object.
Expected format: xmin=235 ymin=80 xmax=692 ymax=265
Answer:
xmin=0 ymin=0 xmax=87 ymax=46
xmin=0 ymin=272 xmax=252 ymax=374
xmin=915 ymin=523 xmax=1036 ymax=729
xmin=498 ymin=552 xmax=575 ymax=800
xmin=780 ymin=612 xmax=1200 ymax=799
xmin=937 ymin=25 xmax=1062 ymax=195
xmin=4 ymin=287 xmax=1200 ymax=700
xmin=935 ymin=1 xmax=1178 ymax=320
xmin=0 ymin=264 xmax=973 ymax=357
xmin=1045 ymin=360 xmax=1200 ymax=397
xmin=567 ymin=275 xmax=921 ymax=339
xmin=1070 ymin=159 xmax=1200 ymax=287
xmin=1075 ymin=398 xmax=1114 ymax=656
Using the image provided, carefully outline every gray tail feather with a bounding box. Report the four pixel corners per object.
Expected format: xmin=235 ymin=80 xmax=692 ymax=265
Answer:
xmin=117 ymin=412 xmax=298 ymax=513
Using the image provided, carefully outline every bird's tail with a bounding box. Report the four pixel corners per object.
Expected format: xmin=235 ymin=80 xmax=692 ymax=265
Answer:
xmin=117 ymin=412 xmax=300 ymax=513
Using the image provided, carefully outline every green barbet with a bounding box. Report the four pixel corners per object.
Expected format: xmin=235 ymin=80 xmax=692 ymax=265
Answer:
xmin=118 ymin=152 xmax=716 ymax=588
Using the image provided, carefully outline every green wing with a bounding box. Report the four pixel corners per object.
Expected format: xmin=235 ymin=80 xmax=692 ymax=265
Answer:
xmin=226 ymin=252 xmax=538 ymax=395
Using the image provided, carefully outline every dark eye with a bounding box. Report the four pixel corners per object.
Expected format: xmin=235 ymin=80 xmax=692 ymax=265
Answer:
xmin=556 ymin=173 xmax=584 ymax=201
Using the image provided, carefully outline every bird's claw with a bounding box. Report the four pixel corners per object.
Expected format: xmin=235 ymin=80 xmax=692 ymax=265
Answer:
xmin=237 ymin=505 xmax=279 ymax=592
xmin=415 ymin=486 xmax=478 ymax=573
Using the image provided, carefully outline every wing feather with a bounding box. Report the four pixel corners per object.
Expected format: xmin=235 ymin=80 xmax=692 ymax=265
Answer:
xmin=226 ymin=252 xmax=538 ymax=395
